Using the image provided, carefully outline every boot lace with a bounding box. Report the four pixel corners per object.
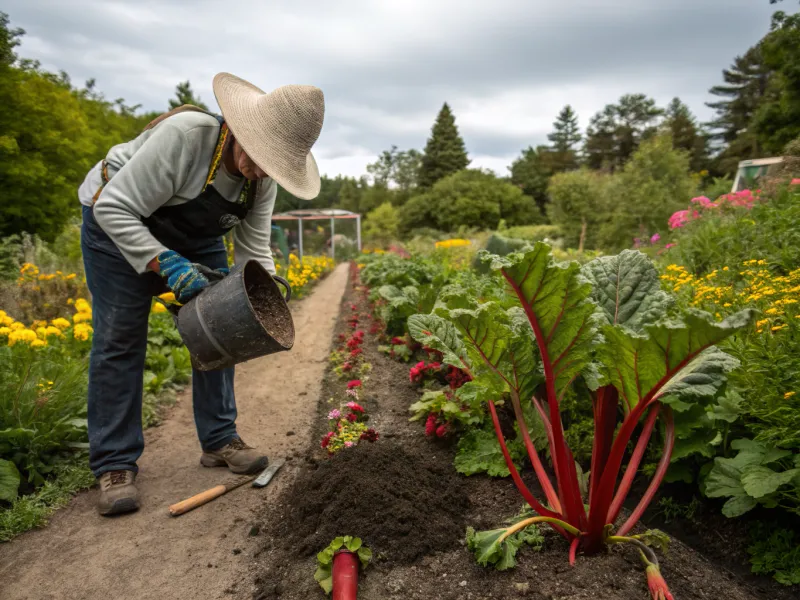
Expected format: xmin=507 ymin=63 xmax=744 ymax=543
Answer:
xmin=109 ymin=470 xmax=129 ymax=485
xmin=228 ymin=437 xmax=249 ymax=450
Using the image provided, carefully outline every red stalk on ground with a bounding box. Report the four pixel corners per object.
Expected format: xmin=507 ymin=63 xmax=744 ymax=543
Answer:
xmin=332 ymin=551 xmax=359 ymax=600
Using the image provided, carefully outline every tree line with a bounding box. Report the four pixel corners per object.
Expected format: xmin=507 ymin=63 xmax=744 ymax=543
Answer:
xmin=1 ymin=5 xmax=798 ymax=250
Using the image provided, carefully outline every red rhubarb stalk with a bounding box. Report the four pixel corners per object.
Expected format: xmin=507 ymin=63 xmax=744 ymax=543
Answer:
xmin=605 ymin=404 xmax=661 ymax=526
xmin=488 ymin=401 xmax=564 ymax=524
xmin=616 ymin=407 xmax=675 ymax=536
xmin=332 ymin=551 xmax=359 ymax=600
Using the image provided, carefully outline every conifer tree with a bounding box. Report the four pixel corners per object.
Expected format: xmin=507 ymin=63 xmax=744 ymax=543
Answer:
xmin=418 ymin=102 xmax=469 ymax=188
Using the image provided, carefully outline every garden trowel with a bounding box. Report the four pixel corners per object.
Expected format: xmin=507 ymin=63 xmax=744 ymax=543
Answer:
xmin=168 ymin=458 xmax=285 ymax=517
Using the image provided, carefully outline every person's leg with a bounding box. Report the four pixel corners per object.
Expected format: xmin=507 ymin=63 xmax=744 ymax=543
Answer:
xmin=81 ymin=206 xmax=161 ymax=477
xmin=182 ymin=240 xmax=238 ymax=451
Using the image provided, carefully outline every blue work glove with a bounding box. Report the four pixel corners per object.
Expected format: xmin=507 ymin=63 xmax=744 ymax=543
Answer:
xmin=156 ymin=250 xmax=210 ymax=304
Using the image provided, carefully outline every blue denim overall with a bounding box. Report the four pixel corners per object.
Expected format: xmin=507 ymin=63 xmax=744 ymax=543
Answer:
xmin=81 ymin=116 xmax=257 ymax=477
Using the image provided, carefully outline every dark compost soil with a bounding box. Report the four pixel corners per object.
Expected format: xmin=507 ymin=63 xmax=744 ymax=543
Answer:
xmin=247 ymin=267 xmax=792 ymax=600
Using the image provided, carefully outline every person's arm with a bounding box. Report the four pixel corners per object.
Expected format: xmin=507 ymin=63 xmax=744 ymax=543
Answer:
xmin=93 ymin=124 xmax=194 ymax=274
xmin=232 ymin=179 xmax=277 ymax=274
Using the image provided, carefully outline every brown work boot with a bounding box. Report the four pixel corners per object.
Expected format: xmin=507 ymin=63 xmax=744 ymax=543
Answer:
xmin=200 ymin=437 xmax=268 ymax=474
xmin=97 ymin=470 xmax=139 ymax=516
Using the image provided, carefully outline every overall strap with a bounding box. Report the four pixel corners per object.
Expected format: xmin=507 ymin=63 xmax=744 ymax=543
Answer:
xmin=204 ymin=116 xmax=258 ymax=206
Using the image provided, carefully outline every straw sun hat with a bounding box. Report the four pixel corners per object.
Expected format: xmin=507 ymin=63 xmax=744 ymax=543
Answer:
xmin=212 ymin=72 xmax=325 ymax=200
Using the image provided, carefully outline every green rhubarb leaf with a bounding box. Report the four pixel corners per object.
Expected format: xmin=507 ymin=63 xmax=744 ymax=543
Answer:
xmin=454 ymin=427 xmax=523 ymax=477
xmin=581 ymin=249 xmax=673 ymax=331
xmin=705 ymin=457 xmax=747 ymax=498
xmin=598 ymin=308 xmax=753 ymax=412
xmin=408 ymin=313 xmax=470 ymax=370
xmin=466 ymin=523 xmax=543 ymax=571
xmin=486 ymin=243 xmax=599 ymax=397
xmin=741 ymin=466 xmax=800 ymax=499
xmin=0 ymin=459 xmax=21 ymax=503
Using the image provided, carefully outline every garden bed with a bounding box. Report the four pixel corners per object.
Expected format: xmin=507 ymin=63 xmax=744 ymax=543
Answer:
xmin=247 ymin=267 xmax=793 ymax=600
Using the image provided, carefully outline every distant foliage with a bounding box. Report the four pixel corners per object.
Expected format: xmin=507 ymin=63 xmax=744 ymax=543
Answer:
xmin=418 ymin=102 xmax=470 ymax=189
xmin=401 ymin=169 xmax=538 ymax=233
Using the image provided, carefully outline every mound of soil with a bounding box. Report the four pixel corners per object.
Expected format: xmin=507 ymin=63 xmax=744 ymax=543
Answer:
xmin=275 ymin=440 xmax=469 ymax=564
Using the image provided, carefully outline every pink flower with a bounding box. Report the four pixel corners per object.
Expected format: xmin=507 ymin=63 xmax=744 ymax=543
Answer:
xmin=690 ymin=196 xmax=717 ymax=208
xmin=650 ymin=233 xmax=661 ymax=244
xmin=327 ymin=409 xmax=341 ymax=420
xmin=344 ymin=441 xmax=355 ymax=448
xmin=664 ymin=243 xmax=676 ymax=250
xmin=347 ymin=380 xmax=362 ymax=389
xmin=342 ymin=362 xmax=353 ymax=372
xmin=791 ymin=178 xmax=800 ymax=185
xmin=390 ymin=337 xmax=405 ymax=345
xmin=668 ymin=210 xmax=690 ymax=229
xmin=346 ymin=402 xmax=365 ymax=413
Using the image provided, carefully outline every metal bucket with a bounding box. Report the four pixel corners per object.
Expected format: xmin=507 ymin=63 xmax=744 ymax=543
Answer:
xmin=172 ymin=260 xmax=294 ymax=371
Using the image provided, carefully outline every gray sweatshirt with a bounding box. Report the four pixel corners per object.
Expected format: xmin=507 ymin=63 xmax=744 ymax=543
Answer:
xmin=77 ymin=111 xmax=277 ymax=275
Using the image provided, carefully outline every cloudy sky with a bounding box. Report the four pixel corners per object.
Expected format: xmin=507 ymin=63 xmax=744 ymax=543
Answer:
xmin=4 ymin=0 xmax=787 ymax=178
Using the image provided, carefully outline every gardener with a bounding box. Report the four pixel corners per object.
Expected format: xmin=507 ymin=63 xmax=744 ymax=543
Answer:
xmin=77 ymin=72 xmax=325 ymax=515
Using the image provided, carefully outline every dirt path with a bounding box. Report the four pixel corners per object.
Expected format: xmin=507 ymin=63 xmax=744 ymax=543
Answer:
xmin=0 ymin=263 xmax=349 ymax=600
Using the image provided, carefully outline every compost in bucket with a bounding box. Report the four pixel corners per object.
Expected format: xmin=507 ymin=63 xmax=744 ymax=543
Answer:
xmin=244 ymin=261 xmax=294 ymax=347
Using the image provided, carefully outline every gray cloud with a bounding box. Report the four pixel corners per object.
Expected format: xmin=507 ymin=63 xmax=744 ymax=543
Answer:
xmin=3 ymin=0 xmax=785 ymax=176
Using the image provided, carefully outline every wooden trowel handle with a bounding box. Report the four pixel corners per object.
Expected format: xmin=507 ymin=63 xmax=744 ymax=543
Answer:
xmin=169 ymin=484 xmax=228 ymax=516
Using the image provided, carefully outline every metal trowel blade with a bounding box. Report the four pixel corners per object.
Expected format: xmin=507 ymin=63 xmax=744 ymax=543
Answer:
xmin=253 ymin=458 xmax=285 ymax=488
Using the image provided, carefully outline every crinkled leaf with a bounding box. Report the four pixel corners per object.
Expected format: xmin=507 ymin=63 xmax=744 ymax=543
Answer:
xmin=357 ymin=546 xmax=372 ymax=569
xmin=708 ymin=389 xmax=744 ymax=424
xmin=454 ymin=427 xmax=523 ymax=477
xmin=581 ymin=249 xmax=673 ymax=330
xmin=706 ymin=457 xmax=747 ymax=498
xmin=730 ymin=438 xmax=791 ymax=466
xmin=313 ymin=564 xmax=333 ymax=594
xmin=598 ymin=309 xmax=753 ymax=412
xmin=671 ymin=428 xmax=721 ymax=461
xmin=487 ymin=243 xmax=599 ymax=397
xmin=0 ymin=459 xmax=21 ymax=503
xmin=741 ymin=467 xmax=800 ymax=499
xmin=408 ymin=313 xmax=470 ymax=370
xmin=466 ymin=524 xmax=542 ymax=571
xmin=435 ymin=296 xmax=543 ymax=401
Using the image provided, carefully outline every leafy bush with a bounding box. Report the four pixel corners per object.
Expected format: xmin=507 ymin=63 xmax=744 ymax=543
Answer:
xmin=748 ymin=522 xmax=800 ymax=585
xmin=400 ymin=169 xmax=538 ymax=233
xmin=547 ymin=168 xmax=609 ymax=251
xmin=363 ymin=202 xmax=400 ymax=247
xmin=598 ymin=134 xmax=698 ymax=251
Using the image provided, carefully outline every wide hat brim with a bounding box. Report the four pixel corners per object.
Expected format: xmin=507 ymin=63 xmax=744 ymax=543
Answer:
xmin=212 ymin=73 xmax=321 ymax=200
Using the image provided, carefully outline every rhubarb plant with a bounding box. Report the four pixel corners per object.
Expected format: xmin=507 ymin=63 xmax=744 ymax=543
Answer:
xmin=409 ymin=245 xmax=754 ymax=599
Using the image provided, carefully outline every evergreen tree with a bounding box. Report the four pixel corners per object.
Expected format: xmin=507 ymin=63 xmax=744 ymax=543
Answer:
xmin=662 ymin=98 xmax=709 ymax=172
xmin=754 ymin=10 xmax=800 ymax=153
xmin=168 ymin=80 xmax=208 ymax=110
xmin=509 ymin=146 xmax=552 ymax=218
xmin=584 ymin=94 xmax=662 ymax=171
xmin=547 ymin=105 xmax=582 ymax=153
xmin=705 ymin=45 xmax=771 ymax=163
xmin=418 ymin=102 xmax=469 ymax=188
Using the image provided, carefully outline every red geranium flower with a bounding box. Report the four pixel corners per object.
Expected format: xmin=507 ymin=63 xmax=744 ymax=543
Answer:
xmin=435 ymin=424 xmax=448 ymax=438
xmin=360 ymin=428 xmax=379 ymax=442
xmin=425 ymin=413 xmax=437 ymax=436
xmin=347 ymin=380 xmax=362 ymax=389
xmin=346 ymin=401 xmax=365 ymax=413
xmin=347 ymin=413 xmax=358 ymax=422
xmin=320 ymin=431 xmax=335 ymax=449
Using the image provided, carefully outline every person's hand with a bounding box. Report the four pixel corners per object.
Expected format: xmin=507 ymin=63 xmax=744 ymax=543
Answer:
xmin=155 ymin=250 xmax=210 ymax=304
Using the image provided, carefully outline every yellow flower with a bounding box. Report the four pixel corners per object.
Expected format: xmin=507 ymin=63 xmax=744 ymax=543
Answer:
xmin=44 ymin=326 xmax=63 ymax=338
xmin=765 ymin=308 xmax=780 ymax=315
xmin=30 ymin=339 xmax=47 ymax=348
xmin=35 ymin=326 xmax=48 ymax=339
xmin=73 ymin=323 xmax=93 ymax=341
xmin=8 ymin=328 xmax=38 ymax=346
xmin=10 ymin=322 xmax=25 ymax=331
xmin=784 ymin=392 xmax=796 ymax=399
xmin=74 ymin=298 xmax=91 ymax=313
xmin=771 ymin=324 xmax=787 ymax=332
xmin=73 ymin=312 xmax=92 ymax=324
xmin=158 ymin=292 xmax=176 ymax=303
xmin=435 ymin=238 xmax=471 ymax=249
xmin=51 ymin=318 xmax=71 ymax=330
xmin=0 ymin=326 xmax=11 ymax=337
xmin=151 ymin=303 xmax=168 ymax=314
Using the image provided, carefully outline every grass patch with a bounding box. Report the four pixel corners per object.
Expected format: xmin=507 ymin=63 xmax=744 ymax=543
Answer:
xmin=0 ymin=457 xmax=94 ymax=542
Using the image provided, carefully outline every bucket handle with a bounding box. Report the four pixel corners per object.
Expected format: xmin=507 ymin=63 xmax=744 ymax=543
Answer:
xmin=153 ymin=264 xmax=230 ymax=321
xmin=271 ymin=275 xmax=292 ymax=302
